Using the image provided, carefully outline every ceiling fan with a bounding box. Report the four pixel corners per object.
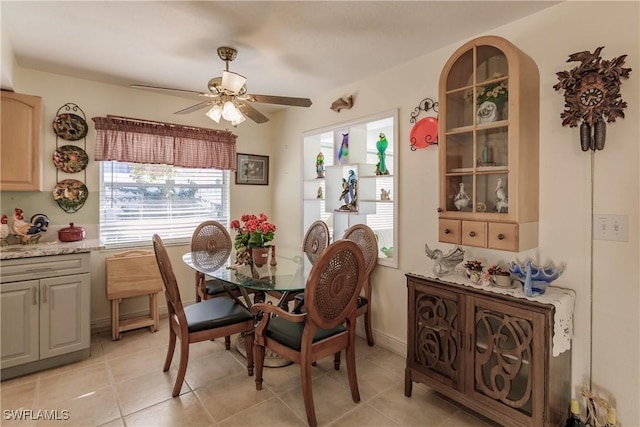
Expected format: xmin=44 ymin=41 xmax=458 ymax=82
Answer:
xmin=131 ymin=46 xmax=312 ymax=125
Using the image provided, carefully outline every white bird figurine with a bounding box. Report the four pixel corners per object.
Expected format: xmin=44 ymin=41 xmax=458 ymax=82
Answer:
xmin=495 ymin=178 xmax=508 ymax=213
xmin=425 ymin=243 xmax=465 ymax=277
xmin=454 ymin=183 xmax=470 ymax=211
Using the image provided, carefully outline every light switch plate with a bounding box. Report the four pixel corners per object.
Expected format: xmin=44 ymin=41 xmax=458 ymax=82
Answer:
xmin=593 ymin=214 xmax=629 ymax=241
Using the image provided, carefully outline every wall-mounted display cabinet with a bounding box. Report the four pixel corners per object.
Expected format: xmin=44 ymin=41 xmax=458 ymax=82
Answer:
xmin=438 ymin=36 xmax=539 ymax=251
xmin=302 ymin=110 xmax=397 ymax=267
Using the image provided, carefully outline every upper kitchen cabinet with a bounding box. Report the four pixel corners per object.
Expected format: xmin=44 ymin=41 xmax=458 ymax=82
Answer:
xmin=1 ymin=91 xmax=43 ymax=191
xmin=302 ymin=110 xmax=398 ymax=267
xmin=438 ymin=36 xmax=539 ymax=252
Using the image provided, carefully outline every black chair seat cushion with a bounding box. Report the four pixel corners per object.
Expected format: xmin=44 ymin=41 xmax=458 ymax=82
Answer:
xmin=185 ymin=297 xmax=253 ymax=333
xmin=266 ymin=316 xmax=345 ymax=351
xmin=357 ymin=296 xmax=368 ymax=308
xmin=205 ymin=279 xmax=239 ymax=296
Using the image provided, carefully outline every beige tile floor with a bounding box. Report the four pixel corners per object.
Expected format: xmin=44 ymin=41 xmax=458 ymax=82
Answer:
xmin=1 ymin=318 xmax=495 ymax=427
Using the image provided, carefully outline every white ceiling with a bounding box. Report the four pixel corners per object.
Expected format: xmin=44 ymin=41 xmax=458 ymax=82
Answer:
xmin=1 ymin=1 xmax=559 ymax=114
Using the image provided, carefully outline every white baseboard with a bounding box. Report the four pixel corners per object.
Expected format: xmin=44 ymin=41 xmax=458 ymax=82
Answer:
xmin=355 ymin=321 xmax=407 ymax=357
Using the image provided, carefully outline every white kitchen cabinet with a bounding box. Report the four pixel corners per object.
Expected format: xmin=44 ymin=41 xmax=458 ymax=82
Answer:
xmin=0 ymin=253 xmax=91 ymax=377
xmin=302 ymin=110 xmax=398 ymax=267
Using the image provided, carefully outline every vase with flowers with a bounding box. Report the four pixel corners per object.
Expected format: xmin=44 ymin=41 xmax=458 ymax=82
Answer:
xmin=230 ymin=213 xmax=276 ymax=267
xmin=475 ymin=73 xmax=509 ymax=123
xmin=463 ymin=260 xmax=484 ymax=284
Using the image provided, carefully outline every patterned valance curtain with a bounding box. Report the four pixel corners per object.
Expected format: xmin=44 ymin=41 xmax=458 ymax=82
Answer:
xmin=92 ymin=115 xmax=237 ymax=170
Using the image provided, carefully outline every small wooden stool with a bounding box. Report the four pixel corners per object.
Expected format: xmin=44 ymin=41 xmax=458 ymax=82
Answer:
xmin=106 ymin=250 xmax=163 ymax=340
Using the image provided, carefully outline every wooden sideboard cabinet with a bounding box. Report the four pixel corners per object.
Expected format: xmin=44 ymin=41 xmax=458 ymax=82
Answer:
xmin=0 ymin=91 xmax=43 ymax=191
xmin=405 ymin=274 xmax=570 ymax=427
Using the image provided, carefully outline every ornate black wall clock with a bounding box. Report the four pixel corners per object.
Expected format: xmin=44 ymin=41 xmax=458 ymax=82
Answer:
xmin=553 ymin=46 xmax=631 ymax=151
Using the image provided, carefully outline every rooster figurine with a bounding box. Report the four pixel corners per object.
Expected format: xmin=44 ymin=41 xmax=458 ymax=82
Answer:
xmin=0 ymin=215 xmax=9 ymax=246
xmin=12 ymin=208 xmax=49 ymax=244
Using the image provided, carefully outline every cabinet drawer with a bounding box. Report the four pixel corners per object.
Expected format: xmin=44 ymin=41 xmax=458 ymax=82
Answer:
xmin=439 ymin=219 xmax=460 ymax=244
xmin=488 ymin=222 xmax=518 ymax=251
xmin=461 ymin=221 xmax=487 ymax=247
xmin=0 ymin=253 xmax=91 ymax=283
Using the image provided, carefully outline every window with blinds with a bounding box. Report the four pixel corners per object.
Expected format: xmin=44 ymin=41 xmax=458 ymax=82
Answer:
xmin=99 ymin=161 xmax=229 ymax=248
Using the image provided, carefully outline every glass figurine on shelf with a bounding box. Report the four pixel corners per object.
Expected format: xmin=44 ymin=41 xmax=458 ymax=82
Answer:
xmin=315 ymin=152 xmax=325 ymax=178
xmin=425 ymin=243 xmax=465 ymax=277
xmin=338 ymin=133 xmax=349 ymax=164
xmin=454 ymin=182 xmax=470 ymax=211
xmin=375 ymin=132 xmax=390 ymax=175
xmin=494 ymin=178 xmax=508 ymax=213
xmin=317 ymin=186 xmax=323 ymax=199
xmin=338 ymin=169 xmax=358 ymax=211
xmin=380 ymin=188 xmax=391 ymax=201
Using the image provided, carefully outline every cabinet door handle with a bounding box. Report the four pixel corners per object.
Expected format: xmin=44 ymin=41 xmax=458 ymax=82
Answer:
xmin=41 ymin=285 xmax=47 ymax=304
xmin=444 ymin=228 xmax=451 ymax=235
xmin=32 ymin=287 xmax=37 ymax=305
xmin=457 ymin=331 xmax=462 ymax=349
xmin=469 ymin=231 xmax=476 ymax=237
xmin=497 ymin=233 xmax=505 ymax=240
xmin=467 ymin=333 xmax=473 ymax=352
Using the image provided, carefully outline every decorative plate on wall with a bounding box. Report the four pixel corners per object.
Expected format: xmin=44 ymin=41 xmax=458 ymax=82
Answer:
xmin=53 ymin=145 xmax=89 ymax=173
xmin=52 ymin=113 xmax=88 ymax=141
xmin=410 ymin=116 xmax=438 ymax=150
xmin=53 ymin=179 xmax=89 ymax=213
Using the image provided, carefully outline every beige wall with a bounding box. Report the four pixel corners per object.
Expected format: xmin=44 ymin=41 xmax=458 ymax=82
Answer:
xmin=1 ymin=1 xmax=638 ymax=425
xmin=272 ymin=2 xmax=639 ymax=425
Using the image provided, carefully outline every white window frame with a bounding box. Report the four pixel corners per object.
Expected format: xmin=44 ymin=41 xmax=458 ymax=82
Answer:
xmin=99 ymin=161 xmax=230 ymax=248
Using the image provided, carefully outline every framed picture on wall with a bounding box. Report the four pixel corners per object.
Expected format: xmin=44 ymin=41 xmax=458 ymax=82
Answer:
xmin=236 ymin=153 xmax=269 ymax=185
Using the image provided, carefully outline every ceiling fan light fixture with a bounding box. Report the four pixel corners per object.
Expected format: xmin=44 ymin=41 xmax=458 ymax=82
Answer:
xmin=205 ymin=104 xmax=222 ymax=123
xmin=222 ymin=70 xmax=247 ymax=94
xmin=222 ymin=100 xmax=243 ymax=122
xmin=231 ymin=114 xmax=246 ymax=126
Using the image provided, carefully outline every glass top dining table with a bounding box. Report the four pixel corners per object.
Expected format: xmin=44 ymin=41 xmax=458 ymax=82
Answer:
xmin=182 ymin=247 xmax=313 ymax=308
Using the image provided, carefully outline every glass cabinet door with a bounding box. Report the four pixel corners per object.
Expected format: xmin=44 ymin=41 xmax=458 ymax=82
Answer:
xmin=443 ymin=45 xmax=510 ymax=216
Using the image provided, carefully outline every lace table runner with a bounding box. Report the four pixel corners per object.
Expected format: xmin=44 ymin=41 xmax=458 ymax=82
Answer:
xmin=412 ymin=265 xmax=575 ymax=357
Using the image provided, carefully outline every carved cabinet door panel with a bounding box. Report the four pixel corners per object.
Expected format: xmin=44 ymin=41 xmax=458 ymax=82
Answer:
xmin=466 ymin=295 xmax=546 ymax=426
xmin=410 ymin=282 xmax=465 ymax=391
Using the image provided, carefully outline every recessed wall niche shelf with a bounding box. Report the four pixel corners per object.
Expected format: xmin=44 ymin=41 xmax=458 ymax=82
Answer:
xmin=438 ymin=35 xmax=540 ymax=251
xmin=302 ymin=110 xmax=398 ymax=267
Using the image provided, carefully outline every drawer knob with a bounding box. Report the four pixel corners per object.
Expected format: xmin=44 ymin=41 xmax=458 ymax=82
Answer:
xmin=444 ymin=228 xmax=451 ymax=235
xmin=469 ymin=231 xmax=476 ymax=237
xmin=437 ymin=208 xmax=443 ymax=213
xmin=497 ymin=233 xmax=505 ymax=240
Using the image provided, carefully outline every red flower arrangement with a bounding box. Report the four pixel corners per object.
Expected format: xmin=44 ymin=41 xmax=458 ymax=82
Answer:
xmin=230 ymin=213 xmax=276 ymax=250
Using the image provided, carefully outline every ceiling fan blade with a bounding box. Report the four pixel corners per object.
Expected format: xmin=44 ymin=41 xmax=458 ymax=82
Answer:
xmin=236 ymin=102 xmax=270 ymax=124
xmin=246 ymin=94 xmax=312 ymax=107
xmin=131 ymin=84 xmax=216 ymax=98
xmin=174 ymin=100 xmax=214 ymax=115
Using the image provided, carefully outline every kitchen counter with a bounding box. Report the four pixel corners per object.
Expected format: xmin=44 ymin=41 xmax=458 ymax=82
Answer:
xmin=0 ymin=239 xmax=104 ymax=260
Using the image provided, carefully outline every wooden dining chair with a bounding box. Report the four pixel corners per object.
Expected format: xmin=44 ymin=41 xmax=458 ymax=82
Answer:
xmin=152 ymin=234 xmax=254 ymax=397
xmin=191 ymin=220 xmax=234 ymax=303
xmin=191 ymin=221 xmax=262 ymax=348
xmin=251 ymin=240 xmax=366 ymax=427
xmin=291 ymin=220 xmax=330 ymax=312
xmin=302 ymin=220 xmax=330 ymax=264
xmin=342 ymin=224 xmax=378 ymax=346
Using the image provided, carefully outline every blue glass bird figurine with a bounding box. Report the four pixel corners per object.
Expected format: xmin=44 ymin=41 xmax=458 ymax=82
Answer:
xmin=338 ymin=133 xmax=349 ymax=164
